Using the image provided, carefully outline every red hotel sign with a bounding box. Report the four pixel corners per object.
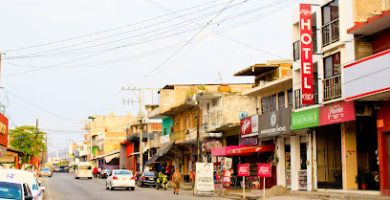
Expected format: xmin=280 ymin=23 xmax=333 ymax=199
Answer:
xmin=237 ymin=163 xmax=250 ymax=177
xmin=300 ymin=3 xmax=314 ymax=105
xmin=320 ymin=101 xmax=356 ymax=126
xmin=257 ymin=163 xmax=272 ymax=177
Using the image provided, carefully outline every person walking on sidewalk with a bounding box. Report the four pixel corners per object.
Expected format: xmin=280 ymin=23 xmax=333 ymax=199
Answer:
xmin=172 ymin=168 xmax=182 ymax=195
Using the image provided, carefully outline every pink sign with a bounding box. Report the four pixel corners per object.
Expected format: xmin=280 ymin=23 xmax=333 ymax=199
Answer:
xmin=257 ymin=163 xmax=272 ymax=177
xmin=237 ymin=163 xmax=250 ymax=177
xmin=240 ymin=117 xmax=252 ymax=135
xmin=320 ymin=101 xmax=356 ymax=126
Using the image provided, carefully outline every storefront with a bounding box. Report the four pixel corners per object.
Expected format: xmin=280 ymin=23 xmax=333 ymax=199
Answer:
xmin=377 ymin=101 xmax=390 ymax=195
xmin=257 ymin=108 xmax=291 ymax=189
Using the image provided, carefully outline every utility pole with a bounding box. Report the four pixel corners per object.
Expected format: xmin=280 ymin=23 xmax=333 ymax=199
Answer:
xmin=35 ymin=118 xmax=40 ymax=169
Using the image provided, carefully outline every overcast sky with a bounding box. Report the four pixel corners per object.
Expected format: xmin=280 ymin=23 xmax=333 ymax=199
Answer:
xmin=0 ymin=0 xmax=299 ymax=154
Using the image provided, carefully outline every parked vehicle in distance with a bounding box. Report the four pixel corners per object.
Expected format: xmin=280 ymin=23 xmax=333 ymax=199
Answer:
xmin=138 ymin=171 xmax=156 ymax=187
xmin=106 ymin=170 xmax=135 ymax=191
xmin=0 ymin=169 xmax=43 ymax=200
xmin=75 ymin=162 xmax=93 ymax=179
xmin=40 ymin=168 xmax=52 ymax=177
xmin=100 ymin=169 xmax=111 ymax=179
xmin=53 ymin=166 xmax=61 ymax=173
xmin=0 ymin=181 xmax=34 ymax=200
xmin=59 ymin=166 xmax=69 ymax=173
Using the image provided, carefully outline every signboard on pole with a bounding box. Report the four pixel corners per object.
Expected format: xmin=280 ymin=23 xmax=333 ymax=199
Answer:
xmin=195 ymin=163 xmax=214 ymax=194
xmin=240 ymin=116 xmax=258 ymax=138
xmin=257 ymin=163 xmax=272 ymax=177
xmin=300 ymin=3 xmax=314 ymax=105
xmin=237 ymin=163 xmax=250 ymax=177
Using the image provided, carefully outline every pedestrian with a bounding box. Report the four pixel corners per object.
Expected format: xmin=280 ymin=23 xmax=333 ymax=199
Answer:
xmin=172 ymin=168 xmax=182 ymax=195
xmin=92 ymin=166 xmax=99 ymax=178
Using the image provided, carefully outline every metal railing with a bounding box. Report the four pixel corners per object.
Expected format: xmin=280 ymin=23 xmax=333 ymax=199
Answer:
xmin=294 ymin=89 xmax=302 ymax=109
xmin=323 ymin=74 xmax=341 ymax=101
xmin=322 ymin=19 xmax=339 ymax=47
xmin=202 ymin=110 xmax=223 ymax=131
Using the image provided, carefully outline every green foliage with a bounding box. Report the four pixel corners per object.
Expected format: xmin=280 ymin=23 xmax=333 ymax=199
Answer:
xmin=9 ymin=125 xmax=47 ymax=164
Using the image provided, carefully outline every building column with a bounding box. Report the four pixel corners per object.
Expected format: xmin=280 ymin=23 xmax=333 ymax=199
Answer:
xmin=290 ymin=136 xmax=300 ymax=191
xmin=341 ymin=122 xmax=358 ymax=190
xmin=276 ymin=137 xmax=286 ymax=187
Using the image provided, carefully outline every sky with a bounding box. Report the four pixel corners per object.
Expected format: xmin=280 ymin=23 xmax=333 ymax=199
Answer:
xmin=0 ymin=0 xmax=299 ymax=154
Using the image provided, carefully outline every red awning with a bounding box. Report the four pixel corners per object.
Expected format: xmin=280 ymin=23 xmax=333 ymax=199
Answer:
xmin=211 ymin=144 xmax=275 ymax=157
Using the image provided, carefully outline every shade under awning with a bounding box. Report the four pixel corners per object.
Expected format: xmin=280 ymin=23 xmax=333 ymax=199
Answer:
xmin=145 ymin=141 xmax=174 ymax=165
xmin=211 ymin=144 xmax=275 ymax=157
xmin=104 ymin=153 xmax=119 ymax=163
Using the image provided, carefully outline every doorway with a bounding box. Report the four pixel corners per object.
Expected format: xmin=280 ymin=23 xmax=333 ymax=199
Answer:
xmin=316 ymin=124 xmax=342 ymax=189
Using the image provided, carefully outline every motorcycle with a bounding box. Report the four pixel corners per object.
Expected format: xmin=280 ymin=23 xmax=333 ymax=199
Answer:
xmin=156 ymin=174 xmax=168 ymax=190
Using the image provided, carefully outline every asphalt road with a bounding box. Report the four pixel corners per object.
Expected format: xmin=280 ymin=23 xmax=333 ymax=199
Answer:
xmin=43 ymin=173 xmax=225 ymax=200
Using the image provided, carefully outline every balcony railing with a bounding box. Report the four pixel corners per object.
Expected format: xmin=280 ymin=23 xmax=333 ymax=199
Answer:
xmin=323 ymin=74 xmax=342 ymax=101
xmin=322 ymin=19 xmax=339 ymax=47
xmin=202 ymin=110 xmax=223 ymax=131
xmin=294 ymin=89 xmax=302 ymax=109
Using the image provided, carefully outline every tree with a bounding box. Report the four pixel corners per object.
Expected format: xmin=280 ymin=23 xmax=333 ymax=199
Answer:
xmin=9 ymin=125 xmax=47 ymax=164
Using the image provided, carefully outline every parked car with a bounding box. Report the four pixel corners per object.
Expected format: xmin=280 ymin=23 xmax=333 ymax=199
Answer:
xmin=100 ymin=169 xmax=111 ymax=179
xmin=75 ymin=162 xmax=93 ymax=179
xmin=0 ymin=180 xmax=33 ymax=200
xmin=40 ymin=168 xmax=52 ymax=177
xmin=106 ymin=170 xmax=135 ymax=191
xmin=0 ymin=169 xmax=44 ymax=200
xmin=60 ymin=166 xmax=69 ymax=173
xmin=53 ymin=166 xmax=61 ymax=173
xmin=138 ymin=171 xmax=156 ymax=187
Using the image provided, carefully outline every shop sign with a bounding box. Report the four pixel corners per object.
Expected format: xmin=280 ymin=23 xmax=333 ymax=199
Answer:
xmin=319 ymin=101 xmax=356 ymax=126
xmin=195 ymin=163 xmax=214 ymax=193
xmin=237 ymin=163 xmax=250 ymax=177
xmin=239 ymin=137 xmax=258 ymax=146
xmin=291 ymin=107 xmax=319 ymax=130
xmin=240 ymin=115 xmax=258 ymax=138
xmin=222 ymin=157 xmax=232 ymax=170
xmin=258 ymin=108 xmax=291 ymax=138
xmin=300 ymin=3 xmax=314 ymax=105
xmin=257 ymin=163 xmax=272 ymax=177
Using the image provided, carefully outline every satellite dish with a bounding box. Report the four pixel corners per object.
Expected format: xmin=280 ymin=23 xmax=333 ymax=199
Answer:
xmin=238 ymin=112 xmax=248 ymax=120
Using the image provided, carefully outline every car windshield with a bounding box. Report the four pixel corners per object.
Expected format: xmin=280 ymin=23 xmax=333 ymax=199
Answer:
xmin=114 ymin=170 xmax=132 ymax=175
xmin=144 ymin=172 xmax=155 ymax=176
xmin=78 ymin=165 xmax=91 ymax=170
xmin=41 ymin=168 xmax=50 ymax=172
xmin=0 ymin=182 xmax=22 ymax=200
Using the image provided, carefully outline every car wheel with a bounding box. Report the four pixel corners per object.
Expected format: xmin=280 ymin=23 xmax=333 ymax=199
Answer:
xmin=110 ymin=184 xmax=114 ymax=191
xmin=126 ymin=187 xmax=130 ymax=190
xmin=75 ymin=177 xmax=79 ymax=179
xmin=130 ymin=187 xmax=135 ymax=191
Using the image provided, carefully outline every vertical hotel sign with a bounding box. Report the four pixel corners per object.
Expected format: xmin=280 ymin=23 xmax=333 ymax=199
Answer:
xmin=300 ymin=3 xmax=314 ymax=105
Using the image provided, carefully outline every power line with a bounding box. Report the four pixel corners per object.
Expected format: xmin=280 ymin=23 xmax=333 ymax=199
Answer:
xmin=6 ymin=90 xmax=80 ymax=124
xmin=4 ymin=0 xmax=224 ymax=53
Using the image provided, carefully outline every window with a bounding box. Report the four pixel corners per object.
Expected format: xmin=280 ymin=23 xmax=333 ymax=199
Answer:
xmin=261 ymin=95 xmax=276 ymax=113
xmin=293 ymin=41 xmax=300 ymax=61
xmin=212 ymin=99 xmax=218 ymax=107
xmin=323 ymin=53 xmax=340 ymax=78
xmin=278 ymin=92 xmax=285 ymax=110
xmin=288 ymin=89 xmax=293 ymax=108
xmin=322 ymin=0 xmax=339 ymax=46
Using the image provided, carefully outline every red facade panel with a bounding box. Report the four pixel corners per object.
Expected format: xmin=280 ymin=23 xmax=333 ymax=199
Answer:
xmin=0 ymin=113 xmax=9 ymax=147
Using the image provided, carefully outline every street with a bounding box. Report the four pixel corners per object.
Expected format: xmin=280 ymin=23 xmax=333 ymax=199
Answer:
xmin=43 ymin=173 xmax=226 ymax=200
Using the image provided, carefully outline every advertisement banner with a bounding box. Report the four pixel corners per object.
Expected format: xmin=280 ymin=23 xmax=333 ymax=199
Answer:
xmin=240 ymin=115 xmax=258 ymax=138
xmin=237 ymin=163 xmax=250 ymax=177
xmin=320 ymin=101 xmax=356 ymax=126
xmin=291 ymin=107 xmax=319 ymax=130
xmin=258 ymin=108 xmax=291 ymax=138
xmin=195 ymin=163 xmax=214 ymax=193
xmin=257 ymin=163 xmax=272 ymax=177
xmin=300 ymin=3 xmax=314 ymax=105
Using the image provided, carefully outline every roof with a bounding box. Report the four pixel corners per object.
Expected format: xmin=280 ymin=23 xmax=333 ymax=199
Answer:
xmin=161 ymin=83 xmax=253 ymax=90
xmin=348 ymin=9 xmax=390 ymax=35
xmin=6 ymin=147 xmax=24 ymax=156
xmin=234 ymin=64 xmax=278 ymax=76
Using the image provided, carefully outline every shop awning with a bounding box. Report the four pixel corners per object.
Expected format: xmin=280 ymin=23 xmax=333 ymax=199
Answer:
xmin=104 ymin=153 xmax=119 ymax=163
xmin=145 ymin=141 xmax=174 ymax=165
xmin=91 ymin=150 xmax=120 ymax=161
xmin=211 ymin=144 xmax=275 ymax=157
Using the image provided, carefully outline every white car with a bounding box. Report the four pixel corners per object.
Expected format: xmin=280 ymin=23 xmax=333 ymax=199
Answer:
xmin=0 ymin=180 xmax=34 ymax=200
xmin=105 ymin=170 xmax=135 ymax=191
xmin=0 ymin=169 xmax=44 ymax=200
xmin=75 ymin=162 xmax=93 ymax=179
